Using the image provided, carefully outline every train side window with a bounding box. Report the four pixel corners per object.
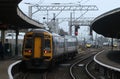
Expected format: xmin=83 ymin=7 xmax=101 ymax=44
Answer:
xmin=45 ymin=39 xmax=51 ymax=50
xmin=25 ymin=38 xmax=32 ymax=49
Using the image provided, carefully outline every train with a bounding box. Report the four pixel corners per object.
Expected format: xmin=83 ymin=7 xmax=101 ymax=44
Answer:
xmin=22 ymin=29 xmax=78 ymax=69
xmin=86 ymin=43 xmax=92 ymax=48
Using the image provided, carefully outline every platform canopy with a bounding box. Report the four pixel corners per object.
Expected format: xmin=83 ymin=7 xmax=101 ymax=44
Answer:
xmin=90 ymin=8 xmax=120 ymax=39
xmin=0 ymin=0 xmax=43 ymax=30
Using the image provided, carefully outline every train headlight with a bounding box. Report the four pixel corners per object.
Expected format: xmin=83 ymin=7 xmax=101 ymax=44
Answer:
xmin=44 ymin=49 xmax=50 ymax=54
xmin=24 ymin=49 xmax=32 ymax=56
xmin=44 ymin=50 xmax=47 ymax=53
xmin=28 ymin=50 xmax=32 ymax=53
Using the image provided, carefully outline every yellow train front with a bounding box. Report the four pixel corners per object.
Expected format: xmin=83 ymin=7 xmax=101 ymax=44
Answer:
xmin=86 ymin=43 xmax=92 ymax=48
xmin=22 ymin=29 xmax=53 ymax=69
xmin=22 ymin=29 xmax=78 ymax=69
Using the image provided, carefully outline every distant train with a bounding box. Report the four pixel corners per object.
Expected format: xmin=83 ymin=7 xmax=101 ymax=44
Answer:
xmin=86 ymin=43 xmax=92 ymax=48
xmin=22 ymin=29 xmax=78 ymax=69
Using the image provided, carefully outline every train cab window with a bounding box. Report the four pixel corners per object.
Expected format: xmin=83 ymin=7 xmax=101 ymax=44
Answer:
xmin=44 ymin=39 xmax=51 ymax=50
xmin=25 ymin=38 xmax=32 ymax=49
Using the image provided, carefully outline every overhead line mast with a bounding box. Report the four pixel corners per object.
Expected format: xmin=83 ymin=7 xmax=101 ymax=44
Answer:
xmin=25 ymin=3 xmax=98 ymax=35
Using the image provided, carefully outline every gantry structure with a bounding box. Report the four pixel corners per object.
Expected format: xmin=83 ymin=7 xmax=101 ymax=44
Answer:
xmin=26 ymin=3 xmax=98 ymax=34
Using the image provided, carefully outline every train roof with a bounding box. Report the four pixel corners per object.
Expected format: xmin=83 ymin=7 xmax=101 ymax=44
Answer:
xmin=28 ymin=29 xmax=77 ymax=39
xmin=51 ymin=33 xmax=60 ymax=36
xmin=29 ymin=29 xmax=51 ymax=34
xmin=64 ymin=35 xmax=76 ymax=38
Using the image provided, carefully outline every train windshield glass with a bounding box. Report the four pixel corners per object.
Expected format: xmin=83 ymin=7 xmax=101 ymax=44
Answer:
xmin=25 ymin=38 xmax=32 ymax=49
xmin=45 ymin=39 xmax=50 ymax=50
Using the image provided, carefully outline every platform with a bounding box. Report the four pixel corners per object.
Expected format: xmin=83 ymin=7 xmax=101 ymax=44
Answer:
xmin=0 ymin=57 xmax=21 ymax=79
xmin=94 ymin=49 xmax=120 ymax=72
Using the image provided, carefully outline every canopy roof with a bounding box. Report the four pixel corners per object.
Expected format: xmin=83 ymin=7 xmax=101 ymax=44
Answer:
xmin=0 ymin=0 xmax=43 ymax=30
xmin=90 ymin=8 xmax=120 ymax=38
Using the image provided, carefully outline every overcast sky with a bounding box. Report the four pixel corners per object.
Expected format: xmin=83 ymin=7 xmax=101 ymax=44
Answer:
xmin=19 ymin=0 xmax=120 ymax=16
xmin=19 ymin=0 xmax=120 ymax=23
xmin=19 ymin=0 xmax=120 ymax=40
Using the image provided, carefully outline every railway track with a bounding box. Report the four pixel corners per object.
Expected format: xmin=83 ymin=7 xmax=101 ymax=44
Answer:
xmin=14 ymin=70 xmax=46 ymax=79
xmin=85 ymin=60 xmax=96 ymax=79
xmin=44 ymin=49 xmax=101 ymax=79
xmin=23 ymin=72 xmax=44 ymax=79
xmin=13 ymin=48 xmax=102 ymax=79
xmin=86 ymin=60 xmax=103 ymax=79
xmin=70 ymin=52 xmax=96 ymax=79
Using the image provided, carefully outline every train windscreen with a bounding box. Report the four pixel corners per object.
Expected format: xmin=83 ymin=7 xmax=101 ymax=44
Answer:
xmin=25 ymin=38 xmax=32 ymax=49
xmin=45 ymin=39 xmax=50 ymax=50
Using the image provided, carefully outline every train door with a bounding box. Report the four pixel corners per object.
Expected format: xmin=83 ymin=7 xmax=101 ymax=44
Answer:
xmin=34 ymin=37 xmax=42 ymax=58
